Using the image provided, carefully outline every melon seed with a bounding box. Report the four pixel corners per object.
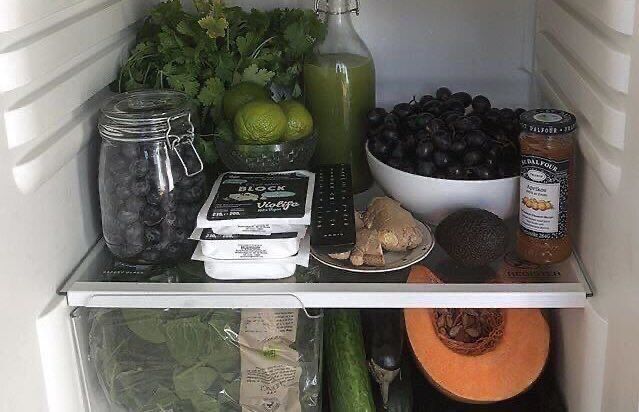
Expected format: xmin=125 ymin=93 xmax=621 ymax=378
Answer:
xmin=466 ymin=327 xmax=480 ymax=338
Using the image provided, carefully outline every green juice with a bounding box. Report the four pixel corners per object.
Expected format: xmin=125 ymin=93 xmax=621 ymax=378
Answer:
xmin=304 ymin=53 xmax=375 ymax=193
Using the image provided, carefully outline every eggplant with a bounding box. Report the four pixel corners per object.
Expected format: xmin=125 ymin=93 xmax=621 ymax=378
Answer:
xmin=361 ymin=309 xmax=405 ymax=408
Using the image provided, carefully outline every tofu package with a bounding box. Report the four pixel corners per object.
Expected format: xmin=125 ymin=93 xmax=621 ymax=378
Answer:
xmin=192 ymin=236 xmax=311 ymax=280
xmin=197 ymin=170 xmax=315 ymax=235
xmin=190 ymin=227 xmax=306 ymax=260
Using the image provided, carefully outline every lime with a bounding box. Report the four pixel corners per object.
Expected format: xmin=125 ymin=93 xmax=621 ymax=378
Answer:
xmin=223 ymin=82 xmax=271 ymax=121
xmin=280 ymin=100 xmax=314 ymax=141
xmin=234 ymin=101 xmax=287 ymax=145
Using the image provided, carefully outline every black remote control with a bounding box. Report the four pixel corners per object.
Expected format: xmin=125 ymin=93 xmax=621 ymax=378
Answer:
xmin=311 ymin=164 xmax=356 ymax=254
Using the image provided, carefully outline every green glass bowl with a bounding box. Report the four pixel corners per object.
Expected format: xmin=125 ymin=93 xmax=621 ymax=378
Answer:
xmin=215 ymin=132 xmax=317 ymax=172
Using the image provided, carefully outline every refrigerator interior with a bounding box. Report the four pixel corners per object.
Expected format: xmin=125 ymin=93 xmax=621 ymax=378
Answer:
xmin=0 ymin=0 xmax=638 ymax=411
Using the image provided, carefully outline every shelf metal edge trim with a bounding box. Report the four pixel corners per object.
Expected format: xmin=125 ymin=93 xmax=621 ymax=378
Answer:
xmin=66 ymin=282 xmax=587 ymax=309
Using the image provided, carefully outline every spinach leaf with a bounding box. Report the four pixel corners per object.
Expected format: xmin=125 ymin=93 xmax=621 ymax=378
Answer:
xmin=173 ymin=365 xmax=218 ymax=400
xmin=121 ymin=309 xmax=167 ymax=344
xmin=165 ymin=316 xmax=211 ymax=367
xmin=191 ymin=393 xmax=220 ymax=412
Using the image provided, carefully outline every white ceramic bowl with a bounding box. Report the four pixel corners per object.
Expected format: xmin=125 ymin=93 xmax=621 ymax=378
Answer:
xmin=366 ymin=144 xmax=520 ymax=225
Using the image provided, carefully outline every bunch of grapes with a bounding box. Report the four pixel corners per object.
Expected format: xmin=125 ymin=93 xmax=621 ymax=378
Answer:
xmin=367 ymin=87 xmax=523 ymax=180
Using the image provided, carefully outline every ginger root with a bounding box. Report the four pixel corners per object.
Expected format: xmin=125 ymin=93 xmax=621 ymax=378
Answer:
xmin=364 ymin=197 xmax=423 ymax=252
xmin=350 ymin=228 xmax=385 ymax=267
xmin=355 ymin=211 xmax=365 ymax=230
xmin=329 ymin=250 xmax=351 ymax=260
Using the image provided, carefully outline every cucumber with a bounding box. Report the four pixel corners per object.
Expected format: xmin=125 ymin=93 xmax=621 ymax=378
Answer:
xmin=325 ymin=309 xmax=375 ymax=412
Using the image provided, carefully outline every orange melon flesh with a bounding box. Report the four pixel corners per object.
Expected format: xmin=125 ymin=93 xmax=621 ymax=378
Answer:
xmin=404 ymin=265 xmax=550 ymax=404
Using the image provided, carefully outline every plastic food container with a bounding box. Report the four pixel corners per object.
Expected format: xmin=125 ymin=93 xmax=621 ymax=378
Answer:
xmin=191 ymin=227 xmax=306 ymax=260
xmin=197 ymin=171 xmax=314 ymax=235
xmin=73 ymin=307 xmax=323 ymax=412
xmin=192 ymin=236 xmax=311 ymax=280
xmin=98 ymin=90 xmax=206 ymax=264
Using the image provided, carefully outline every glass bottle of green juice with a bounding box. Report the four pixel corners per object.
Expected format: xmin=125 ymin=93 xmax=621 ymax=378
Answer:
xmin=305 ymin=0 xmax=375 ymax=193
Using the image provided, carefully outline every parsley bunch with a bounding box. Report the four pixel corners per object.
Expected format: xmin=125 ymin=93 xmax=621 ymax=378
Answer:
xmin=117 ymin=0 xmax=326 ymax=152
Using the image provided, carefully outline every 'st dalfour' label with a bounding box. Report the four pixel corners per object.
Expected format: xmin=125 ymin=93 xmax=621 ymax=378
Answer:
xmin=519 ymin=155 xmax=569 ymax=239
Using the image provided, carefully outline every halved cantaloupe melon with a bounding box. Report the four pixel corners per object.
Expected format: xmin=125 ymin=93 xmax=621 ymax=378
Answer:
xmin=404 ymin=265 xmax=550 ymax=404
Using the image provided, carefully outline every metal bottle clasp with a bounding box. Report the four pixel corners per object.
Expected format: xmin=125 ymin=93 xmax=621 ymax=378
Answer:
xmin=314 ymin=0 xmax=360 ymax=15
xmin=165 ymin=113 xmax=204 ymax=177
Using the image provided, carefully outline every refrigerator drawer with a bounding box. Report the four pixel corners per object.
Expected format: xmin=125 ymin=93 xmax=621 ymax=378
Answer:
xmin=71 ymin=306 xmax=323 ymax=412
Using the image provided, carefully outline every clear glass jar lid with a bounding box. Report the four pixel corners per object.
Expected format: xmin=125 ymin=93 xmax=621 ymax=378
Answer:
xmin=99 ymin=90 xmax=192 ymax=141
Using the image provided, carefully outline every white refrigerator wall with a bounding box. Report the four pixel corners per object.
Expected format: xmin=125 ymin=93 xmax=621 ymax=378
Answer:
xmin=535 ymin=0 xmax=639 ymax=410
xmin=0 ymin=0 xmax=636 ymax=411
xmin=0 ymin=1 xmax=158 ymax=411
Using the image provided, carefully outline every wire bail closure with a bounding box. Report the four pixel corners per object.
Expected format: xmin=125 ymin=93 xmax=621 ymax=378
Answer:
xmin=165 ymin=113 xmax=204 ymax=177
xmin=314 ymin=0 xmax=360 ymax=15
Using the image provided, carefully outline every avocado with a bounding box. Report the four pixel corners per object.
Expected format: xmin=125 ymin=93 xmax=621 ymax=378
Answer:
xmin=435 ymin=209 xmax=507 ymax=267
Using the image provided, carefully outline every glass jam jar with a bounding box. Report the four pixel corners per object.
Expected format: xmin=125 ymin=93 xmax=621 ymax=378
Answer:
xmin=98 ymin=90 xmax=206 ymax=265
xmin=517 ymin=109 xmax=577 ymax=264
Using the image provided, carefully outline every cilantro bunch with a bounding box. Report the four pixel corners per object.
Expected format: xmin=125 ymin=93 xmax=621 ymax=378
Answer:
xmin=117 ymin=0 xmax=326 ymax=143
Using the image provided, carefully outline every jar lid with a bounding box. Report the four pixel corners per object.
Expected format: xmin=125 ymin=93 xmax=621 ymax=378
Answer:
xmin=99 ymin=90 xmax=192 ymax=141
xmin=520 ymin=109 xmax=577 ymax=135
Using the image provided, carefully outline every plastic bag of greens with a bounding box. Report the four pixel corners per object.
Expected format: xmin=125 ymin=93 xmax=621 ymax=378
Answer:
xmin=88 ymin=307 xmax=322 ymax=412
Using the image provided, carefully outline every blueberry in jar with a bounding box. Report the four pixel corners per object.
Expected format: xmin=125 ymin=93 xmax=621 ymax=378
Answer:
xmin=124 ymin=222 xmax=145 ymax=246
xmin=146 ymin=191 xmax=162 ymax=206
xmin=131 ymin=179 xmax=151 ymax=197
xmin=182 ymin=185 xmax=205 ymax=203
xmin=142 ymin=205 xmax=163 ymax=226
xmin=114 ymin=183 xmax=132 ymax=200
xmin=129 ymin=158 xmax=149 ymax=178
xmin=98 ymin=90 xmax=206 ymax=264
xmin=144 ymin=227 xmax=162 ymax=245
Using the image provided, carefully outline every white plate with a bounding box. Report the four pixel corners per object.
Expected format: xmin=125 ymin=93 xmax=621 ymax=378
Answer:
xmin=311 ymin=221 xmax=435 ymax=273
